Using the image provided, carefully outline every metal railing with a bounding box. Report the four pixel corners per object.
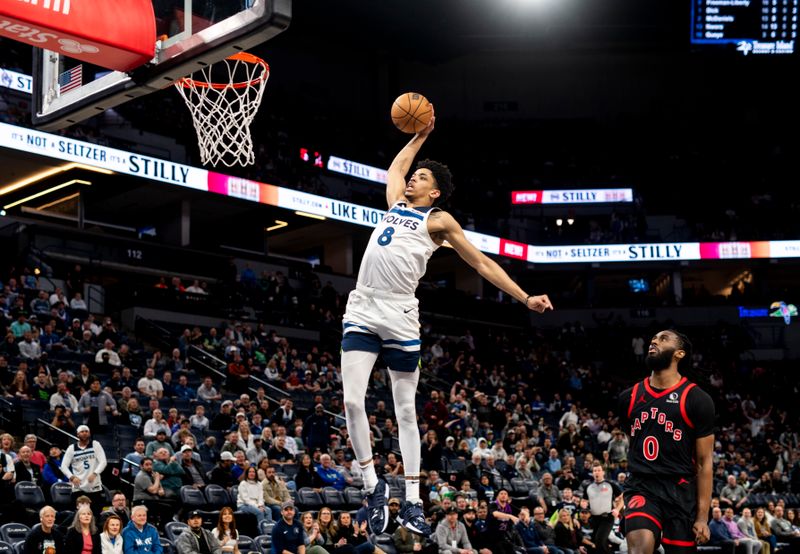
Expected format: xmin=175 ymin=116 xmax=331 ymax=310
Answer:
xmin=37 ymin=418 xmax=79 ymax=442
xmin=0 ymin=396 xmax=14 ymax=427
xmin=135 ymin=316 xmax=175 ymax=352
xmin=187 ymin=345 xmax=342 ymax=430
xmin=188 ymin=345 xmax=289 ymax=400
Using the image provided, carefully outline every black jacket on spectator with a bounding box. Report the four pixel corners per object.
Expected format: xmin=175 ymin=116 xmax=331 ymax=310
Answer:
xmin=14 ymin=460 xmax=43 ymax=484
xmin=465 ymin=462 xmax=484 ymax=489
xmin=333 ymin=524 xmax=371 ymax=550
xmin=211 ymin=412 xmax=235 ymax=431
xmin=182 ymin=459 xmax=209 ymax=488
xmin=209 ymin=464 xmax=235 ymax=489
xmin=303 ymin=413 xmax=332 ymax=452
xmin=421 ymin=442 xmax=443 ymax=471
xmin=534 ymin=520 xmax=559 ymax=545
xmin=464 ymin=521 xmax=490 ymax=551
xmin=554 ymin=522 xmax=582 ymax=551
xmin=294 ymin=466 xmax=324 ymax=490
xmin=24 ymin=525 xmax=65 ymax=554
xmin=64 ymin=529 xmax=101 ymax=554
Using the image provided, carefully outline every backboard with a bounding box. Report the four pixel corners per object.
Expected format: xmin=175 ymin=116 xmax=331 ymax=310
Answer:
xmin=31 ymin=0 xmax=291 ymax=130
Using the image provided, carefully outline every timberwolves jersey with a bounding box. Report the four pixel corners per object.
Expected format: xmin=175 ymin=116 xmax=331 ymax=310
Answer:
xmin=618 ymin=377 xmax=714 ymax=478
xmin=357 ymin=201 xmax=440 ymax=294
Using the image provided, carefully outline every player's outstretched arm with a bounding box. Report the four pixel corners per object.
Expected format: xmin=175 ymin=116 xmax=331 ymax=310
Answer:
xmin=432 ymin=211 xmax=553 ymax=313
xmin=386 ymin=108 xmax=436 ymax=207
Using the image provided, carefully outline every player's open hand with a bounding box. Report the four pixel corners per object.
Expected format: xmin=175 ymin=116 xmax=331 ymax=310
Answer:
xmin=526 ymin=294 xmax=554 ymax=313
xmin=693 ymin=521 xmax=710 ymax=544
xmin=417 ymin=105 xmax=435 ymax=137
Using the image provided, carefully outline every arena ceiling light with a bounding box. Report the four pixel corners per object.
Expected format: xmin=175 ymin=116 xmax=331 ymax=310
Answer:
xmin=295 ymin=211 xmax=326 ymax=221
xmin=266 ymin=220 xmax=288 ymax=232
xmin=3 ymin=179 xmax=91 ymax=210
xmin=0 ymin=162 xmax=113 ymax=198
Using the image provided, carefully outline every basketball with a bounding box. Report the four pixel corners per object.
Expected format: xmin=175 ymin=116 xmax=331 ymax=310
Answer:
xmin=391 ymin=92 xmax=433 ymax=133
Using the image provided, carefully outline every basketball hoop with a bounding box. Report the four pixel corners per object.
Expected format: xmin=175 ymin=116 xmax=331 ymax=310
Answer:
xmin=174 ymin=52 xmax=269 ymax=167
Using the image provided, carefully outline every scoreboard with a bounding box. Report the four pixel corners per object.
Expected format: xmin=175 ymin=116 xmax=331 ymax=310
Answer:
xmin=691 ymin=0 xmax=798 ymax=55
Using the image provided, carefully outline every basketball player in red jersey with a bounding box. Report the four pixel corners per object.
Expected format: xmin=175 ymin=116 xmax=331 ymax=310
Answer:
xmin=618 ymin=330 xmax=715 ymax=554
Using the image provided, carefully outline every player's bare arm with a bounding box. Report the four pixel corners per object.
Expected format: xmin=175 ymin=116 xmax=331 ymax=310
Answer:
xmin=428 ymin=210 xmax=553 ymax=313
xmin=386 ymin=109 xmax=436 ymax=207
xmin=693 ymin=434 xmax=714 ymax=544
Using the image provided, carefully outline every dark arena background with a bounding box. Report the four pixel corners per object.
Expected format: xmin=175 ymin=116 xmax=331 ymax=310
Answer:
xmin=1 ymin=1 xmax=799 ymax=553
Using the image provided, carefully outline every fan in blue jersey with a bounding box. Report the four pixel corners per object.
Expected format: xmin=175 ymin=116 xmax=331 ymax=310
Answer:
xmin=341 ymin=106 xmax=553 ymax=536
xmin=618 ymin=330 xmax=716 ymax=554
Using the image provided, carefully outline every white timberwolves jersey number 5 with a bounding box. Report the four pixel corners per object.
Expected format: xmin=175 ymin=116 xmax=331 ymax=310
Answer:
xmin=357 ymin=201 xmax=440 ymax=295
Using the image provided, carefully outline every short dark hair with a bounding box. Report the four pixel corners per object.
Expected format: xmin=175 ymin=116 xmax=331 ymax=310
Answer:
xmin=670 ymin=329 xmax=693 ymax=372
xmin=416 ymin=159 xmax=454 ymax=205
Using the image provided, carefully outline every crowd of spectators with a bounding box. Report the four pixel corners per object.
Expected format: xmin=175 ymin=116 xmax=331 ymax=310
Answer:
xmin=2 ymin=258 xmax=800 ymax=554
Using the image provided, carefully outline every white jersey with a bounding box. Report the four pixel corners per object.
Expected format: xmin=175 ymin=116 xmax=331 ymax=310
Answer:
xmin=61 ymin=440 xmax=107 ymax=492
xmin=357 ymin=201 xmax=440 ymax=295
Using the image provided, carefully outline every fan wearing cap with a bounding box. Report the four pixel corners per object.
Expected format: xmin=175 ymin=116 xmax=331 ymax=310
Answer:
xmin=61 ymin=424 xmax=107 ymax=517
xmin=486 ymin=488 xmax=523 ymax=553
xmin=436 ymin=506 xmax=474 ymax=554
xmin=386 ymin=498 xmax=403 ymax=534
xmin=210 ymin=400 xmax=235 ymax=431
xmin=442 ymin=436 xmax=459 ymax=461
xmin=460 ymin=506 xmax=491 ymax=554
xmin=180 ymin=444 xmax=208 ymax=491
xmin=209 ymin=451 xmax=237 ymax=489
xmin=175 ymin=510 xmax=222 ymax=554
xmin=272 ymin=501 xmax=305 ymax=554
xmin=145 ymin=428 xmax=175 ymax=458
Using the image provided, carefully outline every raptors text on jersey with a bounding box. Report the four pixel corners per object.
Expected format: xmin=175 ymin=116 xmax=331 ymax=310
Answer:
xmin=619 ymin=376 xmax=714 ymax=478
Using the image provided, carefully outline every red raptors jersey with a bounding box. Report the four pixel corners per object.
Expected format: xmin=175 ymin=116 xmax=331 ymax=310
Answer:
xmin=618 ymin=376 xmax=715 ymax=478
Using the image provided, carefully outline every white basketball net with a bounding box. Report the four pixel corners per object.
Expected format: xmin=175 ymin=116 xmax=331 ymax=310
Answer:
xmin=174 ymin=52 xmax=269 ymax=167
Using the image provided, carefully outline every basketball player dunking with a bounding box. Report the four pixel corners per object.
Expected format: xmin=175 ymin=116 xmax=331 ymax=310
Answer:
xmin=619 ymin=330 xmax=716 ymax=554
xmin=341 ymin=108 xmax=553 ymax=535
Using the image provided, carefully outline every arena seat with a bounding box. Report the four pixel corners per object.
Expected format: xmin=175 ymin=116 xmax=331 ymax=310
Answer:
xmin=344 ymin=487 xmax=364 ymax=509
xmin=297 ymin=488 xmax=323 ymax=511
xmin=160 ymin=537 xmax=175 ymax=554
xmin=448 ymin=459 xmax=466 ymax=473
xmin=204 ymin=484 xmax=233 ymax=510
xmin=510 ymin=478 xmax=531 ymax=494
xmin=0 ymin=525 xmax=30 ymax=546
xmin=237 ymin=535 xmax=254 ymax=552
xmin=14 ymin=482 xmax=45 ymax=509
xmin=164 ymin=521 xmax=188 ymax=543
xmin=253 ymin=534 xmax=272 ymax=554
xmin=258 ymin=521 xmax=275 ymax=536
xmin=180 ymin=485 xmax=209 ymax=510
xmin=50 ymin=482 xmax=74 ymax=511
xmin=321 ymin=487 xmax=346 ymax=508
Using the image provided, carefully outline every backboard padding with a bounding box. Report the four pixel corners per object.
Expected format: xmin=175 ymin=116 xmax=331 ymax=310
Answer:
xmin=32 ymin=0 xmax=291 ymax=130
